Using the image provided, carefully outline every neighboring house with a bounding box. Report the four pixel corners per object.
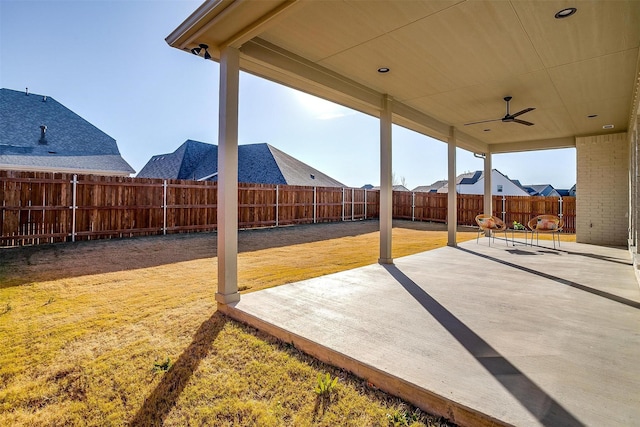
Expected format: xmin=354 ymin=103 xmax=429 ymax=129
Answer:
xmin=413 ymin=180 xmax=447 ymax=193
xmin=137 ymin=140 xmax=345 ymax=187
xmin=0 ymin=88 xmax=134 ymax=176
xmin=428 ymin=169 xmax=530 ymax=196
xmin=557 ymin=184 xmax=577 ymax=197
xmin=522 ymin=184 xmax=561 ymax=198
xmin=371 ymin=185 xmax=410 ymax=192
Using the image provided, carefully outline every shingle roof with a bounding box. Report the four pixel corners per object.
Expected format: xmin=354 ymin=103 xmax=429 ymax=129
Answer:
xmin=413 ymin=180 xmax=447 ymax=192
xmin=372 ymin=185 xmax=410 ymax=192
xmin=137 ymin=141 xmax=345 ymax=187
xmin=522 ymin=184 xmax=560 ymax=197
xmin=0 ymin=88 xmax=134 ymax=175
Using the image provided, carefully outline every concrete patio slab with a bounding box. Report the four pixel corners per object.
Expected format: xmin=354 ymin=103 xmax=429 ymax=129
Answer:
xmin=220 ymin=239 xmax=640 ymax=427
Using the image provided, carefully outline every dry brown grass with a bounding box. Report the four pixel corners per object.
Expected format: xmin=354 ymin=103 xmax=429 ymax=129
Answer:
xmin=0 ymin=220 xmax=573 ymax=426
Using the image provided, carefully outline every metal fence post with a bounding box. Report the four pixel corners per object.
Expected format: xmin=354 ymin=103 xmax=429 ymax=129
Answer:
xmin=71 ymin=174 xmax=77 ymax=242
xmin=163 ymin=180 xmax=168 ymax=235
xmin=412 ymin=192 xmax=416 ymax=221
xmin=559 ymin=196 xmax=563 ymax=219
xmin=364 ymin=189 xmax=367 ymax=219
xmin=313 ymin=186 xmax=317 ymax=224
xmin=275 ymin=185 xmax=279 ymax=227
xmin=502 ymin=195 xmax=506 ymax=222
xmin=351 ymin=188 xmax=354 ymax=221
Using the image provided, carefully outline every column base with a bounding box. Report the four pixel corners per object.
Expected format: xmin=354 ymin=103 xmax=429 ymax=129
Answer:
xmin=215 ymin=291 xmax=241 ymax=305
xmin=378 ymin=257 xmax=394 ymax=265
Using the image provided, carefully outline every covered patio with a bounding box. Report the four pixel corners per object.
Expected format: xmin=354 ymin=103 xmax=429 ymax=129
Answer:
xmin=165 ymin=1 xmax=640 ymax=426
xmin=226 ymin=239 xmax=640 ymax=426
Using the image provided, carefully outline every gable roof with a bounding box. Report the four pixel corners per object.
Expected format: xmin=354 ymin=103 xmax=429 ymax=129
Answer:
xmin=372 ymin=185 xmax=410 ymax=192
xmin=423 ymin=169 xmax=530 ymax=196
xmin=413 ymin=180 xmax=446 ymax=193
xmin=137 ymin=140 xmax=345 ymax=187
xmin=522 ymin=184 xmax=561 ymax=197
xmin=457 ymin=171 xmax=482 ymax=185
xmin=0 ymin=88 xmax=134 ymax=176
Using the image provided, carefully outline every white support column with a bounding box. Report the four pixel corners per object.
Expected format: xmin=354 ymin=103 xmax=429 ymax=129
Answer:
xmin=379 ymin=95 xmax=393 ymax=264
xmin=484 ymin=153 xmax=492 ymax=215
xmin=484 ymin=153 xmax=492 ymax=236
xmin=447 ymin=127 xmax=457 ymax=247
xmin=216 ymin=47 xmax=241 ymax=305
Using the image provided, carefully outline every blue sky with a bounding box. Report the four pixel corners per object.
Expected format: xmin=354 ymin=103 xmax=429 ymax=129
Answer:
xmin=0 ymin=0 xmax=576 ymax=190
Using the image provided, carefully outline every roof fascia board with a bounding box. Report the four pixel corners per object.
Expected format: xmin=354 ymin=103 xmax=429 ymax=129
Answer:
xmin=489 ymin=136 xmax=576 ymax=153
xmin=165 ymin=0 xmax=226 ymax=49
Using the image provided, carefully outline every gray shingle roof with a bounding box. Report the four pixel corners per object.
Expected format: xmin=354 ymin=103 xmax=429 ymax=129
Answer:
xmin=522 ymin=184 xmax=560 ymax=197
xmin=137 ymin=140 xmax=345 ymax=187
xmin=0 ymin=88 xmax=134 ymax=175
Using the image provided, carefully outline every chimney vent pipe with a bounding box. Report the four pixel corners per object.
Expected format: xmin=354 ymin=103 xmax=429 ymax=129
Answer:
xmin=39 ymin=125 xmax=47 ymax=144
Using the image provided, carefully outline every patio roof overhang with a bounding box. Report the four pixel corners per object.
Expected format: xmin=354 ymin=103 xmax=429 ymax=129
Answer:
xmin=166 ymin=0 xmax=640 ymax=306
xmin=168 ymin=0 xmax=640 ymax=154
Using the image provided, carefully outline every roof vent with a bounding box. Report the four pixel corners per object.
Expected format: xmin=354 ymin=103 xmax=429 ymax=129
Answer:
xmin=42 ymin=96 xmax=47 ymax=102
xmin=39 ymin=125 xmax=48 ymax=144
xmin=25 ymin=87 xmax=29 ymax=96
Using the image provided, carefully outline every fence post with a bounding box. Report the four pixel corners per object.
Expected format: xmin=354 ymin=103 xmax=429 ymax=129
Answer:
xmin=275 ymin=185 xmax=279 ymax=227
xmin=342 ymin=187 xmax=345 ymax=221
xmin=313 ymin=186 xmax=317 ymax=224
xmin=502 ymin=195 xmax=506 ymax=222
xmin=414 ymin=191 xmax=418 ymax=221
xmin=163 ymin=180 xmax=168 ymax=235
xmin=364 ymin=189 xmax=367 ymax=219
xmin=351 ymin=188 xmax=354 ymax=221
xmin=71 ymin=174 xmax=77 ymax=242
xmin=558 ymin=196 xmax=563 ymax=219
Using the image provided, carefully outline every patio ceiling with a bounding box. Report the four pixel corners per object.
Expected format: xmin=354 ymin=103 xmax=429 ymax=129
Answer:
xmin=167 ymin=0 xmax=640 ymax=154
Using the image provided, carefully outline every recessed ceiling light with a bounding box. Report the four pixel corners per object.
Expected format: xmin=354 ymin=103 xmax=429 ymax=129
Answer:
xmin=555 ymin=7 xmax=577 ymax=19
xmin=587 ymin=114 xmax=598 ymax=118
xmin=603 ymin=124 xmax=614 ymax=129
xmin=377 ymin=67 xmax=390 ymax=73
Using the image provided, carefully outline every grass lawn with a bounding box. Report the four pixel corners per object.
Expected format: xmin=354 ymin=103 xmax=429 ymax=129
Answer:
xmin=0 ymin=220 xmax=575 ymax=426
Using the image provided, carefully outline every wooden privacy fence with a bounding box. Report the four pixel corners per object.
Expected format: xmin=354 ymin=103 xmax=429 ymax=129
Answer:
xmin=393 ymin=192 xmax=576 ymax=233
xmin=0 ymin=172 xmax=380 ymax=246
xmin=1 ymin=171 xmax=574 ymax=247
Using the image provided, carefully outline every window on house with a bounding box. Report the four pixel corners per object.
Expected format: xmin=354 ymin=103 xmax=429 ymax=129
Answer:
xmin=497 ymin=184 xmax=503 ymax=193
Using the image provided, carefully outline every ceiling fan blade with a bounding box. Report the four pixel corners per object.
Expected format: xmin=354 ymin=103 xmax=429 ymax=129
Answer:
xmin=513 ymin=119 xmax=534 ymax=126
xmin=464 ymin=118 xmax=502 ymax=126
xmin=510 ymin=107 xmax=535 ymax=118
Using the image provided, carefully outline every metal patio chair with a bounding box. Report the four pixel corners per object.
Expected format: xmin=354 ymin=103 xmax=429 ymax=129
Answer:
xmin=475 ymin=214 xmax=508 ymax=246
xmin=527 ymin=214 xmax=564 ymax=249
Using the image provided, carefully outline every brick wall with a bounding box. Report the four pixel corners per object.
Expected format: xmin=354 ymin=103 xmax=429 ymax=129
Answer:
xmin=576 ymin=132 xmax=628 ymax=246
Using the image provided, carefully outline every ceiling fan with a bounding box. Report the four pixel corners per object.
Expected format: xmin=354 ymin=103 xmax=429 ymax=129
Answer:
xmin=464 ymin=96 xmax=535 ymax=126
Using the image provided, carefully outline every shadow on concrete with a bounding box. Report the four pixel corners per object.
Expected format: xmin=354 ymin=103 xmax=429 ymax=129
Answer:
xmin=458 ymin=247 xmax=640 ymax=310
xmin=384 ymin=264 xmax=585 ymax=427
xmin=128 ymin=312 xmax=227 ymax=427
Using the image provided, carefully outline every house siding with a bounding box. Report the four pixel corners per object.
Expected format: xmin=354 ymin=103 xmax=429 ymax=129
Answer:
xmin=576 ymin=132 xmax=628 ymax=246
